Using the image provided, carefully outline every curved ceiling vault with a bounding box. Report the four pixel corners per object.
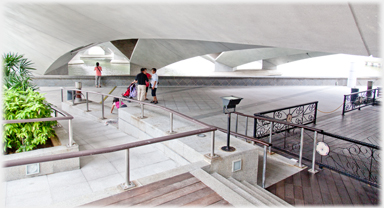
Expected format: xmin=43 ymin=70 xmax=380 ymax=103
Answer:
xmin=2 ymin=3 xmax=379 ymax=75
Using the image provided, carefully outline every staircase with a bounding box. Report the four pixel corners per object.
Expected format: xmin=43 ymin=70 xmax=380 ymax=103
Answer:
xmin=209 ymin=172 xmax=292 ymax=207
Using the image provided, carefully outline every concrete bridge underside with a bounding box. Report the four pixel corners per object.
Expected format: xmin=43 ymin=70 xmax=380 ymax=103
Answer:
xmin=2 ymin=3 xmax=378 ymax=75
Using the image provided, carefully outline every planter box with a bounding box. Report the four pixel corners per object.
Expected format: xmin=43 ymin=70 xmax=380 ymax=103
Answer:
xmin=3 ymin=126 xmax=80 ymax=181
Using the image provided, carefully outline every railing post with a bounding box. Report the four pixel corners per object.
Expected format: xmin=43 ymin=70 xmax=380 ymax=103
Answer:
xmin=140 ymin=103 xmax=144 ymax=119
xmin=211 ymin=131 xmax=215 ymax=157
xmin=245 ymin=117 xmax=248 ymax=137
xmin=268 ymin=122 xmax=273 ymax=154
xmin=342 ymin=95 xmax=346 ymax=115
xmin=253 ymin=118 xmax=257 ymax=138
xmin=86 ymin=92 xmax=89 ymax=112
xmin=235 ymin=114 xmax=239 ymax=135
xmin=120 ymin=149 xmax=135 ymax=190
xmin=313 ymin=102 xmax=318 ymax=124
xmin=60 ymin=88 xmax=63 ymax=102
xmin=262 ymin=145 xmax=267 ymax=188
xmin=372 ymin=89 xmax=376 ymax=106
xmin=308 ymin=131 xmax=319 ymax=174
xmin=72 ymin=90 xmax=75 ymax=105
xmin=101 ymin=95 xmax=105 ymax=119
xmin=169 ymin=113 xmax=173 ymax=133
xmin=298 ymin=128 xmax=304 ymax=168
xmin=368 ymin=148 xmax=374 ymax=182
xmin=68 ymin=119 xmax=73 ymax=147
xmin=54 ymin=110 xmax=57 ymax=118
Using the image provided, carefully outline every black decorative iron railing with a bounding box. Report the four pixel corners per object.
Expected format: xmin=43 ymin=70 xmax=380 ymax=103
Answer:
xmin=253 ymin=101 xmax=318 ymax=138
xmin=317 ymin=132 xmax=380 ymax=187
xmin=246 ymin=104 xmax=380 ymax=187
xmin=342 ymin=88 xmax=378 ymax=115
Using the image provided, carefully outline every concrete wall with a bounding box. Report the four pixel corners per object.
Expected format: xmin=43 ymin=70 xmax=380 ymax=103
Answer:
xmin=32 ymin=75 xmax=381 ymax=87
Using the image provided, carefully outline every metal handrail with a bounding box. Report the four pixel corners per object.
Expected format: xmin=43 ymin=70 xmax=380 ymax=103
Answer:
xmin=321 ymin=131 xmax=380 ymax=150
xmin=234 ymin=112 xmax=322 ymax=132
xmin=62 ymin=87 xmax=272 ymax=188
xmin=3 ymin=105 xmax=75 ymax=147
xmin=255 ymin=101 xmax=318 ymax=115
xmin=3 ymin=106 xmax=73 ymax=124
xmin=3 ymin=127 xmax=216 ymax=167
xmin=63 ymin=88 xmax=272 ymax=147
xmin=344 ymin=88 xmax=378 ymax=96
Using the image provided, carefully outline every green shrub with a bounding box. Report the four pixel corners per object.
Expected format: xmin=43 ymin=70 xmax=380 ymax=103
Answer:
xmin=3 ymin=87 xmax=57 ymax=153
xmin=3 ymin=52 xmax=37 ymax=91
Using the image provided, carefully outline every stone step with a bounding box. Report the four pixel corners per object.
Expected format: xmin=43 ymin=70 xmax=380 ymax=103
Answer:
xmin=227 ymin=177 xmax=277 ymax=206
xmin=190 ymin=169 xmax=254 ymax=207
xmin=210 ymin=172 xmax=265 ymax=206
xmin=242 ymin=180 xmax=293 ymax=207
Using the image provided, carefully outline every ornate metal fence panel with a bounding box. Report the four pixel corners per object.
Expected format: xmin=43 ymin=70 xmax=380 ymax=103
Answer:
xmin=316 ymin=132 xmax=380 ymax=187
xmin=254 ymin=101 xmax=318 ymax=138
xmin=342 ymin=88 xmax=377 ymax=115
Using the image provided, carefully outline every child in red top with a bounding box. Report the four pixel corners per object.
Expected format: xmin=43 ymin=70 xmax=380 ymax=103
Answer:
xmin=145 ymin=71 xmax=152 ymax=100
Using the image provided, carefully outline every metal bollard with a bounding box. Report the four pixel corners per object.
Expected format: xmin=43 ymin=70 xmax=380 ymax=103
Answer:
xmin=245 ymin=117 xmax=248 ymax=136
xmin=72 ymin=90 xmax=75 ymax=105
xmin=169 ymin=113 xmax=173 ymax=133
xmin=60 ymin=88 xmax=63 ymax=102
xmin=308 ymin=131 xmax=319 ymax=174
xmin=235 ymin=114 xmax=239 ymax=134
xmin=262 ymin=145 xmax=267 ymax=188
xmin=121 ymin=149 xmax=135 ymax=190
xmin=101 ymin=95 xmax=105 ymax=119
xmin=86 ymin=92 xmax=89 ymax=112
xmin=268 ymin=122 xmax=274 ymax=154
xmin=140 ymin=104 xmax=144 ymax=118
xmin=68 ymin=119 xmax=73 ymax=147
xmin=211 ymin=131 xmax=215 ymax=157
xmin=298 ymin=128 xmax=304 ymax=168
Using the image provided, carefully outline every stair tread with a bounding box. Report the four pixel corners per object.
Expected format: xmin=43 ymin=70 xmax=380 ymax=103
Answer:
xmin=211 ymin=173 xmax=265 ymax=206
xmin=228 ymin=177 xmax=277 ymax=206
xmin=243 ymin=180 xmax=293 ymax=207
xmin=83 ymin=172 xmax=194 ymax=206
xmin=115 ymin=177 xmax=203 ymax=206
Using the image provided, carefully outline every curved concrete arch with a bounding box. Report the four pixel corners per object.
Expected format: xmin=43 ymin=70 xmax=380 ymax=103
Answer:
xmin=3 ymin=3 xmax=378 ymax=75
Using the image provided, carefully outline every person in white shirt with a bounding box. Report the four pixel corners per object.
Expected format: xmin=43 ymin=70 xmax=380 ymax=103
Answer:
xmin=150 ymin=68 xmax=159 ymax=104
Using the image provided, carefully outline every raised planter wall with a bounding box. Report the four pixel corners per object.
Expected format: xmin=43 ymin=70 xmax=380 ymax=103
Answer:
xmin=3 ymin=126 xmax=80 ymax=181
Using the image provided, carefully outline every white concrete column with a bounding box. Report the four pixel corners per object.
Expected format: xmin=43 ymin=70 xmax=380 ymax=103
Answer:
xmin=347 ymin=62 xmax=357 ymax=88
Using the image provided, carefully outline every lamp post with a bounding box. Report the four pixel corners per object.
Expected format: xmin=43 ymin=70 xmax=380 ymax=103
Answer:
xmin=220 ymin=96 xmax=243 ymax=152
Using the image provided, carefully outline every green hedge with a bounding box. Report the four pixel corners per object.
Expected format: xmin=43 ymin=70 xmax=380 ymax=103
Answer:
xmin=3 ymin=87 xmax=57 ymax=153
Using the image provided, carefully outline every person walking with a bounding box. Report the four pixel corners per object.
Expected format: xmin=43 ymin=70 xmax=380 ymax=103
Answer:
xmin=150 ymin=68 xmax=159 ymax=104
xmin=133 ymin=68 xmax=149 ymax=101
xmin=94 ymin=62 xmax=102 ymax=88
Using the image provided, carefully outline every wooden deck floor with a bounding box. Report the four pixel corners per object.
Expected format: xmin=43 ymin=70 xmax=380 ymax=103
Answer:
xmin=81 ymin=172 xmax=231 ymax=207
xmin=314 ymin=105 xmax=380 ymax=145
xmin=266 ymin=167 xmax=379 ymax=206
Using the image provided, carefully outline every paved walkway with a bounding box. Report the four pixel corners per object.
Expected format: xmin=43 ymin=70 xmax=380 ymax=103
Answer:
xmin=3 ymin=85 xmax=378 ymax=207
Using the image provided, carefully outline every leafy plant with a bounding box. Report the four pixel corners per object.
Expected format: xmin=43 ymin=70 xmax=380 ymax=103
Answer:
xmin=3 ymin=52 xmax=37 ymax=91
xmin=3 ymin=87 xmax=57 ymax=153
